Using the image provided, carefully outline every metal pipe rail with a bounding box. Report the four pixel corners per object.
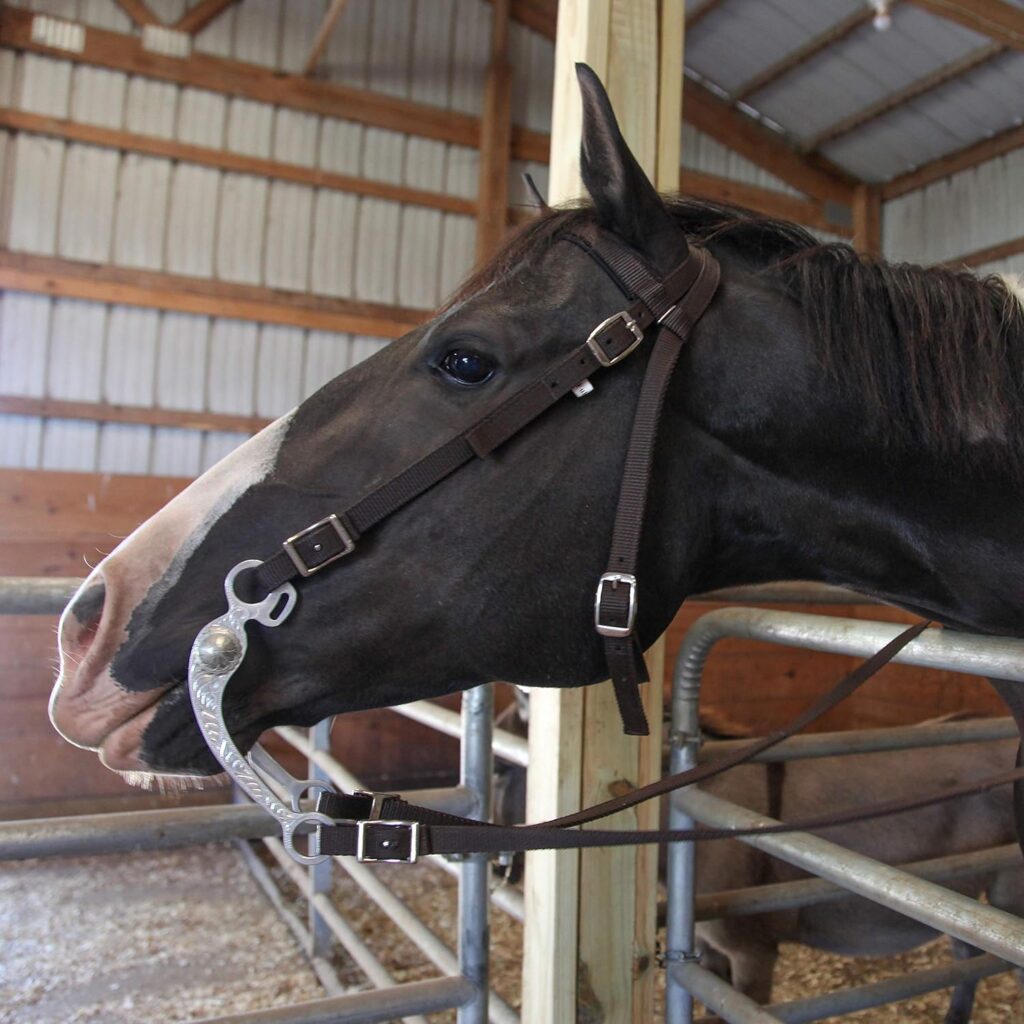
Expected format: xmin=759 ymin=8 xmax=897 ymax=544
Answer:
xmin=0 ymin=802 xmax=278 ymax=860
xmin=700 ymin=715 xmax=1019 ymax=763
xmin=191 ymin=976 xmax=477 ymax=1024
xmin=695 ymin=843 xmax=1021 ymax=920
xmin=393 ymin=699 xmax=529 ymax=768
xmin=678 ymin=787 xmax=1024 ymax=965
xmin=760 ymin=953 xmax=1009 ymax=1024
xmin=666 ymin=607 xmax=1024 ymax=1024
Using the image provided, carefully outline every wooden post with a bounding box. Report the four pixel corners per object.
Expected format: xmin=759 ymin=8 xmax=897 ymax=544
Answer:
xmin=522 ymin=3 xmax=684 ymax=1021
xmin=852 ymin=183 xmax=882 ymax=256
xmin=476 ymin=0 xmax=513 ymax=262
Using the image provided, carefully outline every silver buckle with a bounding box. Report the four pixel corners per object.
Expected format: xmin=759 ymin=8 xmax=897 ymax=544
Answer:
xmin=353 ymin=790 xmax=400 ymax=820
xmin=594 ymin=572 xmax=638 ymax=638
xmin=356 ymin=820 xmax=420 ymax=863
xmin=282 ymin=513 xmax=355 ymax=577
xmin=586 ymin=311 xmax=644 ymax=367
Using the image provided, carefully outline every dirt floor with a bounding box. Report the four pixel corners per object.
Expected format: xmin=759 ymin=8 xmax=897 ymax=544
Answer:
xmin=0 ymin=845 xmax=324 ymax=1023
xmin=3 ymin=843 xmax=1023 ymax=1023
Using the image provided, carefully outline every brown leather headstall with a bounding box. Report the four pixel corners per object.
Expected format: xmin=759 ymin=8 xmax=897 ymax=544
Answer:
xmin=251 ymin=222 xmax=721 ymax=736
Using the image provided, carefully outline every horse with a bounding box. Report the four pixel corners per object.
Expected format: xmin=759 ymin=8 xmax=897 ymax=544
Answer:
xmin=48 ymin=65 xmax=1024 ymax=789
xmin=492 ymin=698 xmax=1024 ymax=1022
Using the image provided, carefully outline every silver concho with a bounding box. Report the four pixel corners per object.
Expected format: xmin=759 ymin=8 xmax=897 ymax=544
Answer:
xmin=187 ymin=560 xmax=336 ymax=864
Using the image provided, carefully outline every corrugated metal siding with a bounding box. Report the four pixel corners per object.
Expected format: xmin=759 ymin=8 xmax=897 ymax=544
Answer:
xmin=884 ymin=149 xmax=1024 ymax=269
xmin=0 ymin=0 xmax=813 ymax=478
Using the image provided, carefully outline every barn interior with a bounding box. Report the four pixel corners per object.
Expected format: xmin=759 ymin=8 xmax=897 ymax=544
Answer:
xmin=1 ymin=0 xmax=1023 ymax=1022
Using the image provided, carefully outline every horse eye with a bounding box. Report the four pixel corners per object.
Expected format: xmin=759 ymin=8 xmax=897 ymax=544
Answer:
xmin=439 ymin=349 xmax=496 ymax=386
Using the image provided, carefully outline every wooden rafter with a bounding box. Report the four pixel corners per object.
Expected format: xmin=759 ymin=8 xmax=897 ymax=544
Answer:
xmin=509 ymin=0 xmax=558 ymax=40
xmin=881 ymin=122 xmax=1024 ymax=198
xmin=679 ymin=168 xmax=852 ymax=236
xmin=0 ymin=395 xmax=271 ymax=436
xmin=684 ymin=79 xmax=856 ymax=204
xmin=113 ymin=0 xmax=161 ymax=27
xmin=476 ymin=0 xmax=513 ymax=261
xmin=947 ymin=234 xmax=1024 ymax=268
xmin=303 ymin=0 xmax=349 ymax=76
xmin=687 ymin=0 xmax=729 ymax=30
xmin=907 ymin=0 xmax=1024 ymax=52
xmin=0 ymin=108 xmax=477 ymax=216
xmin=0 ymin=6 xmax=544 ymax=162
xmin=174 ymin=0 xmax=237 ymax=35
xmin=0 ymin=251 xmax=424 ymax=338
xmin=806 ymin=42 xmax=1004 ymax=152
xmin=852 ymin=184 xmax=882 ymax=255
xmin=731 ymin=6 xmax=875 ymax=103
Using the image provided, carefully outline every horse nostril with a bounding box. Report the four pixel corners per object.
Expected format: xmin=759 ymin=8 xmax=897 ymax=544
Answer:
xmin=70 ymin=581 xmax=106 ymax=630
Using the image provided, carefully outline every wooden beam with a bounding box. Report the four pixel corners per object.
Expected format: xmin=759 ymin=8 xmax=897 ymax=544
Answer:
xmin=852 ymin=183 xmax=882 ymax=255
xmin=0 ymin=6 xmax=535 ymax=162
xmin=680 ymin=167 xmax=853 ymax=235
xmin=0 ymin=395 xmax=272 ymax=434
xmin=881 ymin=123 xmax=1024 ymax=199
xmin=731 ymin=6 xmax=875 ymax=102
xmin=0 ymin=251 xmax=424 ymax=338
xmin=806 ymin=42 xmax=1004 ymax=151
xmin=113 ymin=0 xmax=162 ymax=28
xmin=303 ymin=0 xmax=348 ymax=76
xmin=686 ymin=0 xmax=728 ymax=30
xmin=683 ymin=79 xmax=856 ymax=205
xmin=173 ymin=0 xmax=237 ymax=35
xmin=947 ymin=234 xmax=1024 ymax=268
xmin=0 ymin=108 xmax=477 ymax=217
xmin=509 ymin=0 xmax=558 ymax=39
xmin=524 ymin=3 xmax=677 ymax=1022
xmin=476 ymin=0 xmax=513 ymax=262
xmin=907 ymin=0 xmax=1024 ymax=52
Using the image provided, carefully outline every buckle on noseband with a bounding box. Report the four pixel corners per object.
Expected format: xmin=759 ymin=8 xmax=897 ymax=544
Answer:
xmin=595 ymin=572 xmax=638 ymax=638
xmin=283 ymin=513 xmax=355 ymax=577
xmin=356 ymin=820 xmax=421 ymax=863
xmin=586 ymin=311 xmax=644 ymax=367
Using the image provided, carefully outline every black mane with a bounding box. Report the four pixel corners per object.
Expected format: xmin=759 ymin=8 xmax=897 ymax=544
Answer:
xmin=453 ymin=198 xmax=1024 ymax=467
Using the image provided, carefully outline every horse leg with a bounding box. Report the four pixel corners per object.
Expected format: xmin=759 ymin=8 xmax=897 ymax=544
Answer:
xmin=987 ymin=867 xmax=1024 ymax=997
xmin=944 ymin=937 xmax=983 ymax=1024
xmin=983 ymin=678 xmax=1024 ymax=857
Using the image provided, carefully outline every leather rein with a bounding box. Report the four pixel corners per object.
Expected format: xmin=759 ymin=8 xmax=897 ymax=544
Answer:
xmin=186 ymin=222 xmax=1024 ymax=867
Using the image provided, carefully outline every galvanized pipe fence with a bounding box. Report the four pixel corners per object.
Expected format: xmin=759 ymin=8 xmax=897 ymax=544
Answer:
xmin=665 ymin=607 xmax=1024 ymax=1024
xmin=7 ymin=576 xmax=1023 ymax=1021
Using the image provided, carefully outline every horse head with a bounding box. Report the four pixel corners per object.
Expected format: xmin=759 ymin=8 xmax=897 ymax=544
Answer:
xmin=50 ymin=65 xmax=1024 ymax=782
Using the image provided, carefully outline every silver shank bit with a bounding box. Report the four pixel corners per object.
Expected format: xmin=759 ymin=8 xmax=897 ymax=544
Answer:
xmin=188 ymin=560 xmax=335 ymax=865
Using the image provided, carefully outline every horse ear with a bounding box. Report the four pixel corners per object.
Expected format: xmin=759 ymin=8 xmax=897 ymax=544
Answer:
xmin=576 ymin=63 xmax=686 ymax=271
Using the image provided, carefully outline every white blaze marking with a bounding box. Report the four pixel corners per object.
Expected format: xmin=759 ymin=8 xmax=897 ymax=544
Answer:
xmin=51 ymin=410 xmax=296 ymax=752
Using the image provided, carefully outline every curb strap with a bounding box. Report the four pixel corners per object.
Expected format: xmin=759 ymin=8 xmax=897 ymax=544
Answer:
xmin=309 ymin=620 xmax=953 ymax=861
xmin=249 ymin=224 xmax=721 ymax=736
xmin=312 ymin=762 xmax=1024 ymax=862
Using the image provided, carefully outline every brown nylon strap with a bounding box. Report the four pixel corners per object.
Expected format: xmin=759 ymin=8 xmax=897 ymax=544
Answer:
xmin=315 ymin=620 xmax=934 ymax=859
xmin=255 ymin=229 xmax=720 ymax=626
xmin=596 ymin=248 xmax=722 ymax=734
xmin=317 ymin=762 xmax=1024 ymax=859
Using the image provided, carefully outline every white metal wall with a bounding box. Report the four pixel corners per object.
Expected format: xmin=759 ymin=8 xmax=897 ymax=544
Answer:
xmin=0 ymin=0 xmax=824 ymax=479
xmin=883 ymin=148 xmax=1024 ymax=281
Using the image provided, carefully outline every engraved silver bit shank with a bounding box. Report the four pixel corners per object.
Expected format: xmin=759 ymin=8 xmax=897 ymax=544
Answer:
xmin=187 ymin=560 xmax=336 ymax=865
